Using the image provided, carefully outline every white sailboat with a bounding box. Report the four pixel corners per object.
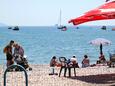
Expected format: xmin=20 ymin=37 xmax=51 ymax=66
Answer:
xmin=57 ymin=10 xmax=67 ymax=31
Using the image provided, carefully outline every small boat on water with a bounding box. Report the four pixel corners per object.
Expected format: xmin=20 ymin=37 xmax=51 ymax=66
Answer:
xmin=76 ymin=27 xmax=79 ymax=29
xmin=57 ymin=9 xmax=67 ymax=31
xmin=13 ymin=26 xmax=19 ymax=31
xmin=58 ymin=25 xmax=67 ymax=30
xmin=112 ymin=28 xmax=115 ymax=31
xmin=8 ymin=27 xmax=12 ymax=29
xmin=101 ymin=26 xmax=106 ymax=30
xmin=61 ymin=26 xmax=67 ymax=31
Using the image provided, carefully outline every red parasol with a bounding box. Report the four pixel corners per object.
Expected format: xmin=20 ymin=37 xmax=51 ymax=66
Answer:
xmin=69 ymin=1 xmax=115 ymax=25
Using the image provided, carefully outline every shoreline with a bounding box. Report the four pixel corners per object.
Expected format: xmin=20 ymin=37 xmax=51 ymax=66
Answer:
xmin=0 ymin=64 xmax=115 ymax=86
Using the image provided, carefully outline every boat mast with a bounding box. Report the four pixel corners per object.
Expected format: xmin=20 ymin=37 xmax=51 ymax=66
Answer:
xmin=59 ymin=9 xmax=62 ymax=26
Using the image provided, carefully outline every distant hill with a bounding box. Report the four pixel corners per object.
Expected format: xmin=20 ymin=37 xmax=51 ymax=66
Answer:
xmin=0 ymin=23 xmax=7 ymax=26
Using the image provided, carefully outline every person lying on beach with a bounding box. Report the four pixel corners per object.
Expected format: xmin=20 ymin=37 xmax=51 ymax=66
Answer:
xmin=82 ymin=55 xmax=90 ymax=68
xmin=3 ymin=40 xmax=14 ymax=68
xmin=49 ymin=56 xmax=58 ymax=75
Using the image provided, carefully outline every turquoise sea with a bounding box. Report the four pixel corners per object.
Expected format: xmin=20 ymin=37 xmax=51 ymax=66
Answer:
xmin=0 ymin=26 xmax=115 ymax=65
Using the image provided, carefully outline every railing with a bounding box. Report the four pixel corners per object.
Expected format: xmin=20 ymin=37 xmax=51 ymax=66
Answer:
xmin=4 ymin=64 xmax=28 ymax=86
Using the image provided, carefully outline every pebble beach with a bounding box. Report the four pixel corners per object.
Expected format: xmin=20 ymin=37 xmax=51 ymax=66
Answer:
xmin=0 ymin=64 xmax=115 ymax=86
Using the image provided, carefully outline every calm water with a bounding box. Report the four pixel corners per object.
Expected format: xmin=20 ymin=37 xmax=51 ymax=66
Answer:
xmin=0 ymin=26 xmax=115 ymax=65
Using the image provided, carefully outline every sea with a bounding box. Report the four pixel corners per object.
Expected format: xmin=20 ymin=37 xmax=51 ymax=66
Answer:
xmin=0 ymin=26 xmax=115 ymax=66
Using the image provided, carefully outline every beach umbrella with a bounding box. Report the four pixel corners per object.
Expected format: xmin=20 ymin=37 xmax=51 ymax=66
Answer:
xmin=69 ymin=1 xmax=115 ymax=25
xmin=89 ymin=38 xmax=111 ymax=55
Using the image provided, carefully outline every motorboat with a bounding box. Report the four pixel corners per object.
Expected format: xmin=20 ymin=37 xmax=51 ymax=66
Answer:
xmin=13 ymin=26 xmax=19 ymax=31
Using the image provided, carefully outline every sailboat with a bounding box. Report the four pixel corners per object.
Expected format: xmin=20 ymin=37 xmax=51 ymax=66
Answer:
xmin=57 ymin=10 xmax=67 ymax=31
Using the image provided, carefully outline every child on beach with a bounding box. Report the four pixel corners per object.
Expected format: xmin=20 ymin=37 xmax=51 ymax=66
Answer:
xmin=49 ymin=56 xmax=58 ymax=75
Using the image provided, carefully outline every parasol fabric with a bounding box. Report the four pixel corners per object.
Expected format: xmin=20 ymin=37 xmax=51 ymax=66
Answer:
xmin=89 ymin=38 xmax=111 ymax=55
xmin=69 ymin=1 xmax=115 ymax=25
xmin=89 ymin=38 xmax=111 ymax=46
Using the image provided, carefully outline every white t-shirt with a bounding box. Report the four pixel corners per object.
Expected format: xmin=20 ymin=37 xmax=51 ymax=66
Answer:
xmin=70 ymin=57 xmax=77 ymax=62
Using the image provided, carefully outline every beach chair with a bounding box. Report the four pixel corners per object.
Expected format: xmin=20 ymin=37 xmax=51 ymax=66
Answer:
xmin=59 ymin=57 xmax=77 ymax=77
xmin=109 ymin=54 xmax=115 ymax=67
xmin=59 ymin=57 xmax=67 ymax=77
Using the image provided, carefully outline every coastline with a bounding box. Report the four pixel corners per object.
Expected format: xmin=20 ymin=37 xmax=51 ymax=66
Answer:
xmin=0 ymin=64 xmax=115 ymax=86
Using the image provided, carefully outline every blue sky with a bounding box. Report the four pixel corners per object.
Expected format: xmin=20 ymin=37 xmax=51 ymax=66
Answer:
xmin=0 ymin=0 xmax=115 ymax=26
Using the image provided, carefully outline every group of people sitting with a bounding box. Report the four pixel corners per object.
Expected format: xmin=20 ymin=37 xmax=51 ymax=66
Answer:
xmin=3 ymin=40 xmax=32 ymax=71
xmin=49 ymin=55 xmax=90 ymax=75
xmin=50 ymin=55 xmax=90 ymax=67
xmin=49 ymin=53 xmax=107 ymax=75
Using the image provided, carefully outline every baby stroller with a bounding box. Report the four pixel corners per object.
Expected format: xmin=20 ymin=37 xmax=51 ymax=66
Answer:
xmin=14 ymin=54 xmax=32 ymax=70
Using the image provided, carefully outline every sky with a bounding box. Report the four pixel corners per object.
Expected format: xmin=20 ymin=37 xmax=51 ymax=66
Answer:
xmin=0 ymin=0 xmax=115 ymax=26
